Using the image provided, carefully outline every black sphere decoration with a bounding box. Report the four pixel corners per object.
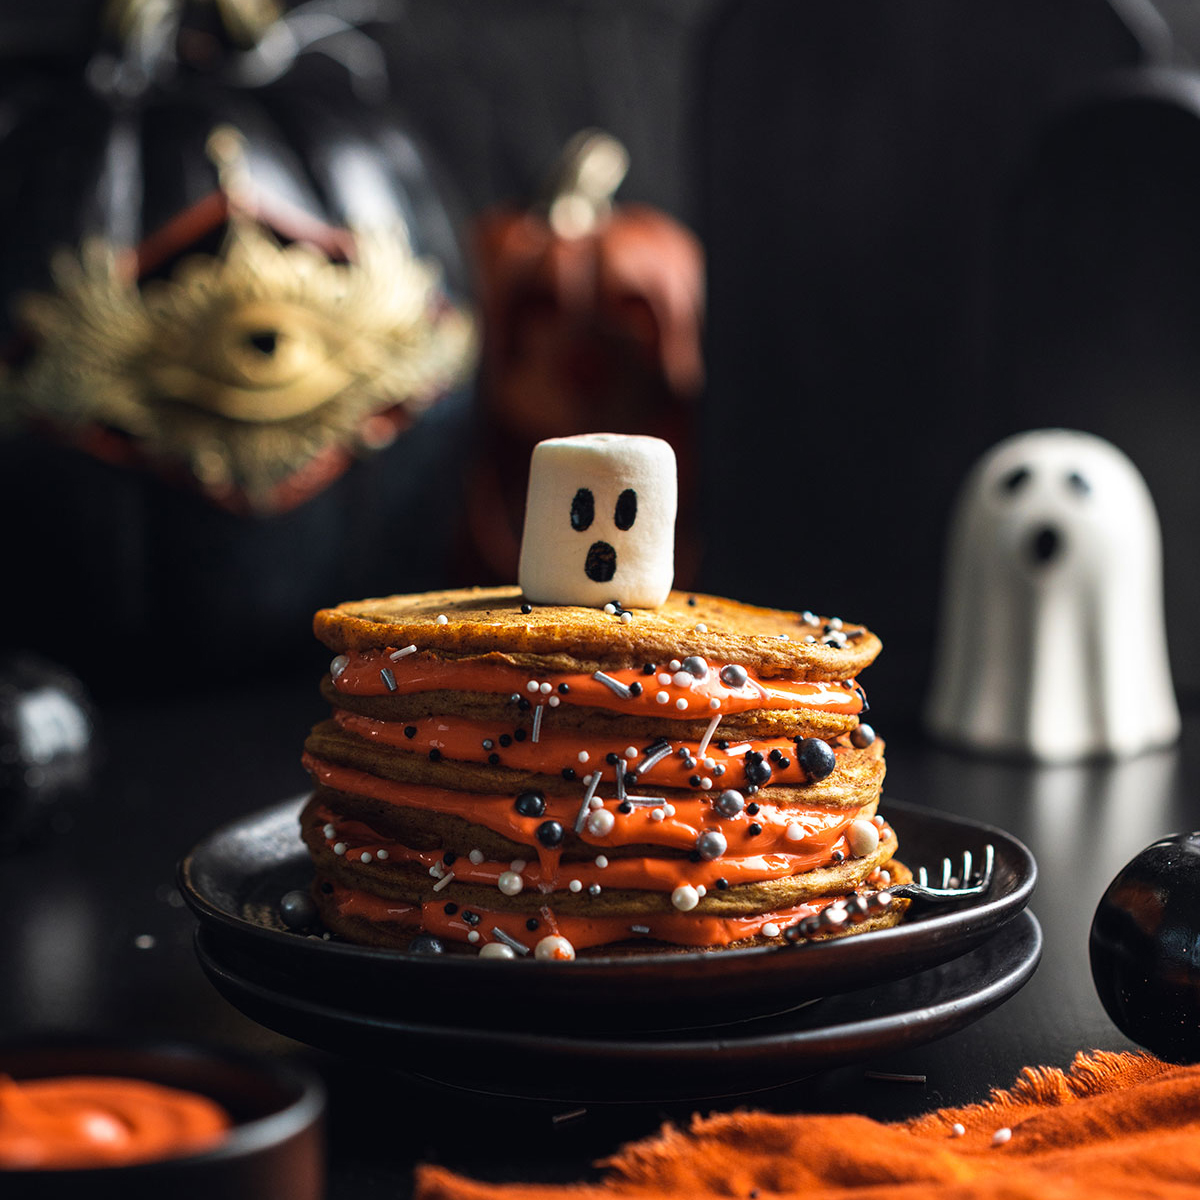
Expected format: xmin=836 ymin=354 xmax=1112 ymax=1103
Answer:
xmin=279 ymin=889 xmax=318 ymax=930
xmin=536 ymin=820 xmax=565 ymax=848
xmin=1090 ymin=833 xmax=1200 ymax=1062
xmin=743 ymin=752 xmax=772 ymax=787
xmin=514 ymin=790 xmax=546 ymax=818
xmin=797 ymin=737 xmax=837 ymax=781
xmin=408 ymin=934 xmax=445 ymax=956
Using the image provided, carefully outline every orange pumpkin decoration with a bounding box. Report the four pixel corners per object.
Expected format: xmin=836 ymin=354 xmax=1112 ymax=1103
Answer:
xmin=461 ymin=130 xmax=705 ymax=584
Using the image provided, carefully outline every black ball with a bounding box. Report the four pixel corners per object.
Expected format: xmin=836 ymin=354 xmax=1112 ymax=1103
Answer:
xmin=744 ymin=754 xmax=772 ymax=787
xmin=536 ymin=820 xmax=565 ymax=848
xmin=279 ymin=889 xmax=318 ymax=930
xmin=409 ymin=934 xmax=445 ymax=955
xmin=1090 ymin=832 xmax=1200 ymax=1062
xmin=514 ymin=790 xmax=546 ymax=818
xmin=797 ymin=738 xmax=837 ymax=781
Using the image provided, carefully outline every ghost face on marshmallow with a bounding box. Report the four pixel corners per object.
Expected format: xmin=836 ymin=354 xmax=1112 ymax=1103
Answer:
xmin=518 ymin=433 xmax=676 ymax=608
xmin=925 ymin=429 xmax=1179 ymax=762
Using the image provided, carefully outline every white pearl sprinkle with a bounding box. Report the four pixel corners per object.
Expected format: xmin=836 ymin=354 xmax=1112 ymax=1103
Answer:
xmin=694 ymin=623 xmax=708 ymax=633
xmin=534 ymin=935 xmax=575 ymax=961
xmin=548 ymin=695 xmax=561 ymax=707
xmin=951 ymin=1123 xmax=966 ymax=1138
xmin=675 ymin=698 xmax=688 ymax=711
xmin=376 ymin=849 xmax=389 ymax=861
xmin=569 ymin=879 xmax=582 ymax=892
xmin=847 ymin=818 xmax=881 ymax=858
xmin=709 ymin=698 xmax=721 ymax=710
xmin=696 ymin=884 xmax=707 ymax=897
xmin=595 ymin=855 xmax=609 ymax=868
xmin=669 ymin=660 xmax=682 ymax=671
xmin=762 ymin=922 xmax=781 ymax=938
xmin=479 ymin=942 xmax=515 ymax=959
xmin=435 ymin=614 xmax=448 ymax=625
xmin=699 ymin=778 xmax=712 ymax=790
xmin=702 ymin=757 xmax=716 ymax=769
xmin=588 ymin=795 xmax=604 ymax=810
xmin=624 ymin=746 xmax=638 ymax=759
xmin=323 ymin=824 xmax=336 ymax=839
xmin=650 ymin=809 xmax=666 ymax=822
xmin=330 ymin=654 xmax=349 ymax=679
xmin=828 ymin=617 xmax=843 ymax=630
xmin=510 ymin=859 xmax=527 ymax=872
xmin=497 ymin=870 xmax=524 ymax=896
xmin=672 ymin=670 xmax=693 ymax=688
xmin=467 ymin=930 xmax=480 ymax=943
xmin=620 ymin=612 xmax=632 ymax=624
xmin=656 ymin=691 xmax=670 ymax=704
xmin=672 ymin=884 xmax=700 ymax=911
xmin=469 ymin=849 xmax=485 ymax=865
xmin=604 ymin=603 xmax=616 ymax=614
xmin=657 ymin=673 xmax=672 ymax=686
xmin=539 ymin=682 xmax=552 ymax=695
xmin=873 ymin=814 xmax=886 ymax=828
xmin=587 ymin=808 xmax=615 ymax=836
xmin=786 ymin=822 xmax=806 ymax=842
xmin=663 ymin=804 xmax=676 ymax=816
xmin=332 ymin=842 xmax=347 ymax=856
xmin=527 ymin=680 xmax=540 ymax=693
xmin=578 ymin=750 xmax=590 ymax=763
xmin=992 ymin=1128 xmax=1011 ymax=1146
xmin=360 ymin=852 xmax=373 ymax=863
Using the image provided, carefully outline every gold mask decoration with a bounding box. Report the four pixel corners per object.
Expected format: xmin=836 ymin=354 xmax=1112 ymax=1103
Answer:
xmin=8 ymin=129 xmax=474 ymax=513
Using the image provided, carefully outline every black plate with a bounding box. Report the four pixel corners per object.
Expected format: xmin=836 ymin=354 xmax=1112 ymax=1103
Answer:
xmin=195 ymin=911 xmax=1041 ymax=1102
xmin=179 ymin=796 xmax=1036 ymax=1032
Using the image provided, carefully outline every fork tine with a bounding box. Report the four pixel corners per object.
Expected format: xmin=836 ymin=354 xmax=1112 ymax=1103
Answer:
xmin=961 ymin=849 xmax=973 ymax=886
xmin=981 ymin=843 xmax=995 ymax=888
xmin=918 ymin=865 xmax=928 ymax=887
xmin=942 ymin=857 xmax=952 ymax=888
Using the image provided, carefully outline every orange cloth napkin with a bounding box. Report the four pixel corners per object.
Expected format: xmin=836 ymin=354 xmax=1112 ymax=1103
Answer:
xmin=416 ymin=1051 xmax=1200 ymax=1200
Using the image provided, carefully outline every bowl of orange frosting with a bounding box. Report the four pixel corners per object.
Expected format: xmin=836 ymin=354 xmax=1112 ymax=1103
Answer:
xmin=0 ymin=1039 xmax=324 ymax=1198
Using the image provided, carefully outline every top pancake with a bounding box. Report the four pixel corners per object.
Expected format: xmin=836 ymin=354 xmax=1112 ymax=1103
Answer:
xmin=314 ymin=586 xmax=880 ymax=680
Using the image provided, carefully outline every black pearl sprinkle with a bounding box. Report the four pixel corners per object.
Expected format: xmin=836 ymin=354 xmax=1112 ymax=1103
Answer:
xmin=629 ymin=682 xmax=643 ymax=697
xmin=562 ymin=767 xmax=577 ymax=781
xmin=687 ymin=596 xmax=697 ymax=606
xmin=514 ymin=728 xmax=527 ymax=742
xmin=642 ymin=663 xmax=656 ymax=674
xmin=536 ymin=820 xmax=565 ymax=848
xmin=832 ymin=849 xmax=846 ymax=863
xmin=443 ymin=852 xmax=457 ymax=865
xmin=462 ymin=910 xmax=480 ymax=925
xmin=515 ymin=790 xmax=546 ymax=818
xmin=797 ymin=737 xmax=837 ymax=781
xmin=279 ymin=890 xmax=317 ymax=930
xmin=769 ymin=749 xmax=783 ymax=763
xmin=850 ymin=723 xmax=877 ymax=749
xmin=518 ymin=698 xmax=531 ymax=711
xmin=715 ymin=878 xmax=729 ymax=890
xmin=499 ymin=734 xmax=512 ymax=747
xmin=747 ymin=802 xmax=760 ymax=815
xmin=521 ymin=602 xmax=533 ymax=614
xmin=558 ymin=683 xmax=570 ymax=694
xmin=404 ymin=726 xmax=417 ymax=739
xmin=488 ymin=753 xmax=500 ymax=765
xmin=618 ymin=801 xmax=633 ymax=814
xmin=319 ymin=882 xmax=334 ymax=895
xmin=744 ymin=752 xmax=773 ymax=787
xmin=443 ymin=902 xmax=458 ymax=915
xmin=689 ymin=775 xmax=702 ymax=788
xmin=748 ymin=823 xmax=763 ymax=837
xmin=778 ymin=757 xmax=791 ymax=769
xmin=526 ymin=918 xmax=540 ymax=931
xmin=429 ymin=748 xmax=442 ymax=762
xmin=716 ymin=739 xmax=729 ymax=751
xmin=606 ymin=752 xmax=620 ymax=765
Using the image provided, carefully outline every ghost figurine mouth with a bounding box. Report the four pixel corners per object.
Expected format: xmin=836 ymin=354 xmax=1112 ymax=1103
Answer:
xmin=1029 ymin=525 xmax=1063 ymax=566
xmin=585 ymin=541 xmax=617 ymax=582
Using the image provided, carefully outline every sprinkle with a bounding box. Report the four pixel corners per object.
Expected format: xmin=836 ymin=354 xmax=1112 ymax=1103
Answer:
xmin=330 ymin=654 xmax=349 ymax=679
xmin=588 ymin=883 xmax=601 ymax=896
xmin=672 ymin=884 xmax=700 ymax=911
xmin=655 ymin=691 xmax=670 ymax=704
xmin=436 ymin=614 xmax=448 ymax=625
xmin=801 ymin=610 xmax=818 ymax=624
xmin=535 ymin=935 xmax=576 ymax=961
xmin=785 ymin=822 xmax=806 ymax=842
xmin=380 ymin=667 xmax=397 ymax=692
xmin=699 ymin=778 xmax=712 ymax=790
xmin=657 ymin=673 xmax=672 ymax=686
xmin=865 ymin=1071 xmax=928 ymax=1084
xmin=491 ymin=927 xmax=531 ymax=955
xmin=595 ymin=855 xmax=609 ymax=868
xmin=992 ymin=1128 xmax=1012 ymax=1146
xmin=675 ymin=698 xmax=688 ymax=710
xmin=697 ymin=712 xmax=723 ymax=757
xmin=631 ymin=925 xmax=651 ymax=935
xmin=637 ymin=743 xmax=673 ymax=776
xmin=548 ymin=695 xmax=560 ymax=707
xmin=650 ymin=808 xmax=666 ymax=822
xmin=762 ymin=922 xmax=781 ymax=937
xmin=134 ymin=934 xmax=155 ymax=950
xmin=620 ymin=612 xmax=632 ymax=624
xmin=694 ymin=623 xmax=708 ymax=632
xmin=323 ymin=824 xmax=336 ymax=839
xmin=527 ymin=680 xmax=540 ymax=693
xmin=604 ymin=602 xmax=616 ymax=614
xmin=469 ymin=849 xmax=485 ymax=865
xmin=569 ymin=879 xmax=582 ymax=893
xmin=497 ymin=870 xmax=524 ymax=896
xmin=669 ymin=659 xmax=682 ymax=671
xmin=709 ymin=698 xmax=721 ymax=710
xmin=532 ymin=703 xmax=545 ymax=743
xmin=360 ymin=852 xmax=373 ymax=863
xmin=625 ymin=795 xmax=667 ymax=806
xmin=577 ymin=751 xmax=590 ymax=765
xmin=376 ymin=850 xmax=389 ymax=861
xmin=333 ymin=842 xmax=347 ymax=856
xmin=467 ymin=930 xmax=480 ymax=943
xmin=663 ymin=803 xmax=676 ymax=816
xmin=592 ymin=671 xmax=633 ymax=700
xmin=479 ymin=943 xmax=516 ymax=959
xmin=574 ymin=770 xmax=603 ymax=833
xmin=672 ymin=670 xmax=693 ymax=688
xmin=615 ymin=759 xmax=627 ymax=801
xmin=778 ymin=633 xmax=789 ymax=640
xmin=432 ymin=872 xmax=456 ymax=892
xmin=389 ymin=644 xmax=417 ymax=660
xmin=510 ymin=859 xmax=527 ymax=871
xmin=951 ymin=1124 xmax=966 ymax=1137
xmin=539 ymin=682 xmax=552 ymax=695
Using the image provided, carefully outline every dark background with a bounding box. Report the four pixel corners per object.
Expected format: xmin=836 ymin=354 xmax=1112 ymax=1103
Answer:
xmin=3 ymin=0 xmax=1200 ymax=721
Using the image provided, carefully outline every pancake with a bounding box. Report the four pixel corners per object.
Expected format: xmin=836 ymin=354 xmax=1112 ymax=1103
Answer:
xmin=301 ymin=586 xmax=903 ymax=957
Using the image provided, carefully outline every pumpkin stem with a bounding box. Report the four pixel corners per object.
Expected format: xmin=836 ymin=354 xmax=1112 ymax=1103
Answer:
xmin=543 ymin=130 xmax=630 ymax=239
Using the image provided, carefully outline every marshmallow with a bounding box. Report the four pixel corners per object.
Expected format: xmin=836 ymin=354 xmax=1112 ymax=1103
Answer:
xmin=518 ymin=433 xmax=676 ymax=607
xmin=925 ymin=429 xmax=1179 ymax=762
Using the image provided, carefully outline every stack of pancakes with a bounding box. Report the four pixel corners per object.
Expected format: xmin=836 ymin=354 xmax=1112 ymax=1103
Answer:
xmin=301 ymin=586 xmax=908 ymax=957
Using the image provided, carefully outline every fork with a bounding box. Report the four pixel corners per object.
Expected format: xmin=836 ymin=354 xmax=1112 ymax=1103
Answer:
xmin=783 ymin=844 xmax=995 ymax=942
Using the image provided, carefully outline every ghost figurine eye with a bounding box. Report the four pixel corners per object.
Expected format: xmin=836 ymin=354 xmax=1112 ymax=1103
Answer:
xmin=614 ymin=488 xmax=637 ymax=530
xmin=999 ymin=465 xmax=1031 ymax=494
xmin=570 ymin=488 xmax=595 ymax=531
xmin=1066 ymin=471 xmax=1091 ymax=497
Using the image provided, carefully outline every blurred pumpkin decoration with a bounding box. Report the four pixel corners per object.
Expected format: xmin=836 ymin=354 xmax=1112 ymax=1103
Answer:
xmin=0 ymin=0 xmax=475 ymax=682
xmin=462 ymin=129 xmax=704 ymax=584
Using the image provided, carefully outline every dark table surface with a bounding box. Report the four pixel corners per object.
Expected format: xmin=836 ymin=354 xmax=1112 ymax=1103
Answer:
xmin=2 ymin=674 xmax=1190 ymax=1197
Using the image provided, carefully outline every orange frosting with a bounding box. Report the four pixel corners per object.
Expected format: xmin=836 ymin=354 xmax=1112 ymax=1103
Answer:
xmin=332 ymin=650 xmax=863 ymax=718
xmin=0 ymin=1075 xmax=230 ymax=1170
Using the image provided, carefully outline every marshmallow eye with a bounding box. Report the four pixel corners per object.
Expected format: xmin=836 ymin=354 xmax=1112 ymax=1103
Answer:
xmin=999 ymin=466 xmax=1031 ymax=495
xmin=1065 ymin=471 xmax=1091 ymax=497
xmin=614 ymin=488 xmax=638 ymax=531
xmin=570 ymin=488 xmax=595 ymax=531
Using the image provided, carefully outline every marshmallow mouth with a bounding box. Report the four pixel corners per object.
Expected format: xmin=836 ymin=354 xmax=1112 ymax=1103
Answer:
xmin=585 ymin=541 xmax=617 ymax=582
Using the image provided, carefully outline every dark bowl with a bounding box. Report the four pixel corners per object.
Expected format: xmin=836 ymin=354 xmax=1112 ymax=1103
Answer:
xmin=0 ymin=1038 xmax=325 ymax=1199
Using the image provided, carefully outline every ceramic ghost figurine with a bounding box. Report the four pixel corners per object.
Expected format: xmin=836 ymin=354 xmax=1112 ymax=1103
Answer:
xmin=519 ymin=433 xmax=676 ymax=607
xmin=925 ymin=429 xmax=1179 ymax=762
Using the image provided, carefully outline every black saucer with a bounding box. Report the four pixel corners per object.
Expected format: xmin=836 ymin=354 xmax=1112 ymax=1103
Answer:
xmin=179 ymin=796 xmax=1036 ymax=1032
xmin=195 ymin=910 xmax=1041 ymax=1103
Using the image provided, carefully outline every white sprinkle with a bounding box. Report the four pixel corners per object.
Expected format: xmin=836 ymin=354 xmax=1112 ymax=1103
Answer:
xmin=672 ymin=884 xmax=700 ymax=911
xmin=786 ymin=822 xmax=806 ymax=842
xmin=697 ymin=712 xmax=723 ymax=757
xmin=604 ymin=603 xmax=616 ymax=614
xmin=804 ymin=635 xmax=817 ymax=644
xmin=429 ymin=863 xmax=444 ymax=879
xmin=847 ymin=818 xmax=881 ymax=858
xmin=650 ymin=809 xmax=666 ymax=822
xmin=433 ymin=871 xmax=456 ymax=892
xmin=672 ymin=670 xmax=693 ymax=688
xmin=569 ymin=879 xmax=582 ymax=893
xmin=479 ymin=942 xmax=515 ymax=959
xmin=333 ymin=842 xmax=347 ymax=856
xmin=675 ymin=698 xmax=688 ymax=711
xmin=696 ymin=884 xmax=707 ymax=897
xmin=134 ymin=934 xmax=155 ymax=950
xmin=323 ymin=824 xmax=336 ymax=839
xmin=595 ymin=855 xmax=609 ymax=868
xmin=631 ymin=924 xmax=651 ymax=935
xmin=951 ymin=1124 xmax=966 ymax=1138
xmin=656 ymin=691 xmax=670 ymax=704
xmin=873 ymin=814 xmax=886 ymax=828
xmin=694 ymin=623 xmax=708 ymax=633
xmin=330 ymin=654 xmax=349 ymax=679
xmin=709 ymin=698 xmax=721 ymax=710
xmin=469 ymin=849 xmax=485 ymax=865
xmin=534 ymin=935 xmax=575 ymax=961
xmin=548 ymin=695 xmax=561 ymax=708
xmin=527 ymin=680 xmax=540 ymax=693
xmin=828 ymin=617 xmax=843 ymax=630
xmin=578 ymin=751 xmax=590 ymax=763
xmin=389 ymin=644 xmax=418 ymax=660
xmin=778 ymin=633 xmax=789 ymax=641
xmin=539 ymin=682 xmax=552 ymax=695
xmin=657 ymin=673 xmax=672 ymax=686
xmin=510 ymin=859 xmax=527 ymax=871
xmin=762 ymin=922 xmax=781 ymax=938
xmin=360 ymin=852 xmax=373 ymax=863
xmin=467 ymin=930 xmax=480 ymax=943
xmin=699 ymin=778 xmax=712 ymax=790
xmin=588 ymin=795 xmax=604 ymax=809
xmin=376 ymin=849 xmax=389 ymax=861
xmin=497 ymin=870 xmax=524 ymax=896
xmin=587 ymin=808 xmax=615 ymax=836
xmin=663 ymin=804 xmax=676 ymax=817
xmin=669 ymin=660 xmax=682 ymax=671
xmin=702 ymin=757 xmax=716 ymax=769
xmin=620 ymin=612 xmax=632 ymax=624
xmin=435 ymin=614 xmax=448 ymax=625
xmin=992 ymin=1128 xmax=1011 ymax=1146
xmin=581 ymin=773 xmax=594 ymax=786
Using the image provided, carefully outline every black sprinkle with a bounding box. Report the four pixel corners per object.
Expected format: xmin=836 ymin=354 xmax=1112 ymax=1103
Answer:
xmin=462 ymin=910 xmax=480 ymax=925
xmin=618 ymin=801 xmax=633 ymax=814
xmin=687 ymin=596 xmax=697 ymax=606
xmin=488 ymin=753 xmax=500 ymax=765
xmin=629 ymin=682 xmax=643 ymax=697
xmin=518 ymin=698 xmax=531 ymax=712
xmin=429 ymin=748 xmax=442 ymax=762
xmin=832 ymin=849 xmax=846 ymax=863
xmin=778 ymin=757 xmax=791 ymax=769
xmin=499 ymin=734 xmax=513 ymax=747
xmin=689 ymin=775 xmax=702 ymax=788
xmin=748 ymin=823 xmax=763 ymax=837
xmin=526 ymin=918 xmax=540 ymax=931
xmin=716 ymin=739 xmax=729 ymax=751
xmin=606 ymin=753 xmax=620 ymax=765
xmin=521 ymin=603 xmax=533 ymax=614
xmin=642 ymin=663 xmax=656 ymax=674
xmin=482 ymin=739 xmax=494 ymax=750
xmin=715 ymin=878 xmax=729 ymax=890
xmin=769 ymin=749 xmax=783 ymax=763
xmin=443 ymin=852 xmax=457 ymax=865
xmin=443 ymin=902 xmax=458 ymax=915
xmin=404 ymin=726 xmax=417 ymax=739
xmin=562 ymin=768 xmax=577 ymax=781
xmin=747 ymin=803 xmax=760 ymax=815
xmin=514 ymin=729 xmax=527 ymax=742
xmin=320 ymin=882 xmax=333 ymax=894
xmin=558 ymin=683 xmax=570 ymax=694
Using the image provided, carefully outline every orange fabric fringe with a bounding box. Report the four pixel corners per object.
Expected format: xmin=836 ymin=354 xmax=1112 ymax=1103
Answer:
xmin=416 ymin=1051 xmax=1200 ymax=1200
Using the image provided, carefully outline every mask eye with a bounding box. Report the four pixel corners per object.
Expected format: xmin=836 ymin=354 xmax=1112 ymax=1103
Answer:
xmin=1000 ymin=466 xmax=1031 ymax=494
xmin=570 ymin=488 xmax=595 ymax=531
xmin=614 ymin=489 xmax=637 ymax=531
xmin=1066 ymin=471 xmax=1091 ymax=496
